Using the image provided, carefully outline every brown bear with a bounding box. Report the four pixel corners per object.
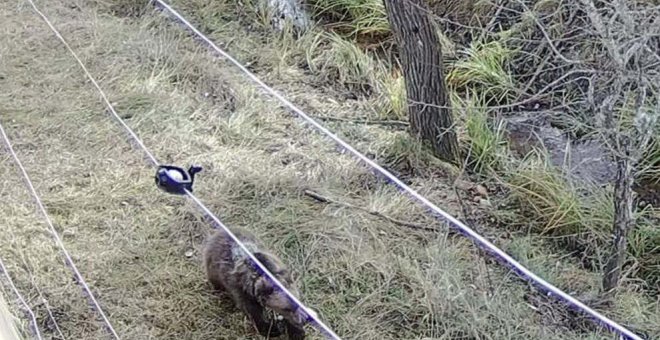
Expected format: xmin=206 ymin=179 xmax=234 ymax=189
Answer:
xmin=203 ymin=227 xmax=308 ymax=339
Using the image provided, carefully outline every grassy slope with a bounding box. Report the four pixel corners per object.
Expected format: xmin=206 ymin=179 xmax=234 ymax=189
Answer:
xmin=0 ymin=0 xmax=657 ymax=340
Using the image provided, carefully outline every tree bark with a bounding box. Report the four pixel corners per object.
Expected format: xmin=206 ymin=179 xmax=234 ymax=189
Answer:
xmin=602 ymin=135 xmax=635 ymax=296
xmin=383 ymin=0 xmax=460 ymax=164
xmin=266 ymin=0 xmax=311 ymax=33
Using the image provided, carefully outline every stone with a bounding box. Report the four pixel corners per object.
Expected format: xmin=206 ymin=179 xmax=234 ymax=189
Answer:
xmin=476 ymin=184 xmax=488 ymax=197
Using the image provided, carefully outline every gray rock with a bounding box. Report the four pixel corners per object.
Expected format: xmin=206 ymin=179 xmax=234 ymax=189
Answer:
xmin=504 ymin=114 xmax=616 ymax=186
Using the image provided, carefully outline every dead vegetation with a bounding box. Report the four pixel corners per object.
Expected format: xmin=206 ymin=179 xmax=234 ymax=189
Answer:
xmin=0 ymin=0 xmax=658 ymax=340
xmin=301 ymin=0 xmax=660 ymax=292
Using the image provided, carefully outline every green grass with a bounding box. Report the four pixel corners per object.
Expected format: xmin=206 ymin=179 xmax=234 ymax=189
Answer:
xmin=502 ymin=150 xmax=660 ymax=287
xmin=447 ymin=40 xmax=516 ymax=103
xmin=628 ymin=217 xmax=660 ymax=289
xmin=0 ymin=0 xmax=659 ymax=340
xmin=305 ymin=31 xmax=409 ymax=120
xmin=300 ymin=0 xmax=660 ymax=322
xmin=372 ymin=70 xmax=407 ymax=120
xmin=454 ymin=90 xmax=509 ymax=173
xmin=307 ymin=0 xmax=390 ymax=38
xmin=307 ymin=32 xmax=382 ymax=92
xmin=639 ymin=139 xmax=660 ymax=184
xmin=504 ymin=151 xmax=613 ymax=236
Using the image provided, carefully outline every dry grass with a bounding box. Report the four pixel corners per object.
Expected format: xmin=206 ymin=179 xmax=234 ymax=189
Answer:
xmin=0 ymin=0 xmax=658 ymax=340
xmin=0 ymin=286 xmax=25 ymax=340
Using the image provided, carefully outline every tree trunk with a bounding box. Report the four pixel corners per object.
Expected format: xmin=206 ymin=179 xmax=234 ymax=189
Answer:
xmin=266 ymin=0 xmax=311 ymax=33
xmin=602 ymin=135 xmax=635 ymax=296
xmin=383 ymin=0 xmax=460 ymax=164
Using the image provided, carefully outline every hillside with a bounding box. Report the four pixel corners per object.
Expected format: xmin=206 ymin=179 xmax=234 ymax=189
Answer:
xmin=0 ymin=0 xmax=658 ymax=339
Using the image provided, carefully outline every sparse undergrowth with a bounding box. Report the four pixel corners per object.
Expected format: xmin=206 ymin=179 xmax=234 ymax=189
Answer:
xmin=298 ymin=0 xmax=660 ymax=293
xmin=290 ymin=0 xmax=660 ymax=295
xmin=0 ymin=1 xmax=658 ymax=340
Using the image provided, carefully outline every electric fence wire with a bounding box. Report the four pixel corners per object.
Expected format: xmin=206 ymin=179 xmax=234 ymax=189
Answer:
xmin=0 ymin=256 xmax=43 ymax=340
xmin=151 ymin=1 xmax=645 ymax=339
xmin=23 ymin=253 xmax=68 ymax=340
xmin=22 ymin=1 xmax=342 ymax=339
xmin=0 ymin=121 xmax=121 ymax=340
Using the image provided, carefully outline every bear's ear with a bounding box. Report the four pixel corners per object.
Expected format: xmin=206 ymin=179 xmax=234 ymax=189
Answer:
xmin=253 ymin=252 xmax=283 ymax=275
xmin=253 ymin=252 xmax=273 ymax=268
